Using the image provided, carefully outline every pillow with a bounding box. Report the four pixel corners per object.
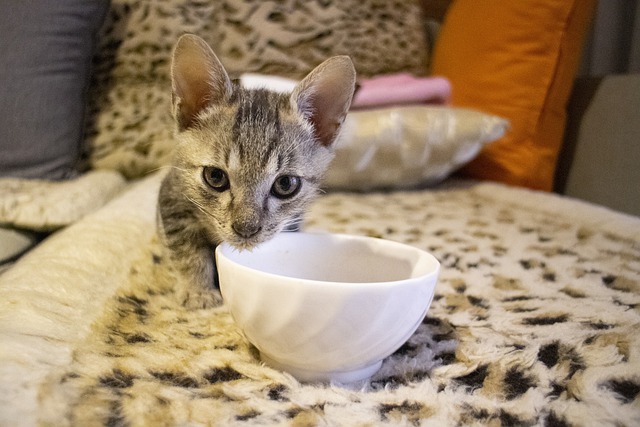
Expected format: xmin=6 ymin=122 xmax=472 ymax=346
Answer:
xmin=323 ymin=106 xmax=509 ymax=191
xmin=85 ymin=0 xmax=431 ymax=179
xmin=431 ymin=0 xmax=596 ymax=191
xmin=208 ymin=1 xmax=430 ymax=80
xmin=0 ymin=0 xmax=109 ymax=180
xmin=0 ymin=170 xmax=126 ymax=232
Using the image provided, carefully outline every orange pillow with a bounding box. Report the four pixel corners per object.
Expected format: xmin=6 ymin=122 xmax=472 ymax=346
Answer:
xmin=431 ymin=0 xmax=596 ymax=191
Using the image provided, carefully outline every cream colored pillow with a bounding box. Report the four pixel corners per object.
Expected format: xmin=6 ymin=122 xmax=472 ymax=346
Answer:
xmin=324 ymin=106 xmax=509 ymax=191
xmin=0 ymin=170 xmax=126 ymax=231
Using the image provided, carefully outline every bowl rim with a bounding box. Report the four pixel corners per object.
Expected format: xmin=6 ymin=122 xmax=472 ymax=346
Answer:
xmin=215 ymin=231 xmax=440 ymax=288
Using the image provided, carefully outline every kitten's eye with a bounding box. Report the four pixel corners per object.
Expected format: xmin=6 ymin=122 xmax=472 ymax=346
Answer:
xmin=202 ymin=167 xmax=229 ymax=192
xmin=271 ymin=175 xmax=301 ymax=199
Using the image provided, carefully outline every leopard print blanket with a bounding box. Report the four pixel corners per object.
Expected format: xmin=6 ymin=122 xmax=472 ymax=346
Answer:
xmin=1 ymin=172 xmax=639 ymax=426
xmin=85 ymin=0 xmax=430 ymax=179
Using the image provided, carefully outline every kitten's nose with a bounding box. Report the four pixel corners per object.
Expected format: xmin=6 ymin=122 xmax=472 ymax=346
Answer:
xmin=232 ymin=222 xmax=262 ymax=239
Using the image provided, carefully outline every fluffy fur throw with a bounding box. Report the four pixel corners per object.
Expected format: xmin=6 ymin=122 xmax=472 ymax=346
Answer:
xmin=1 ymin=172 xmax=639 ymax=426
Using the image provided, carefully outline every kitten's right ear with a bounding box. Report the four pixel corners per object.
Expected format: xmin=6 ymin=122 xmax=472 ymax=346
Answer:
xmin=171 ymin=34 xmax=232 ymax=130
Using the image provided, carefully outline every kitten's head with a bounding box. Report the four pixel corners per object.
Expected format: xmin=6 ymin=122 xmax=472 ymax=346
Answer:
xmin=169 ymin=34 xmax=356 ymax=249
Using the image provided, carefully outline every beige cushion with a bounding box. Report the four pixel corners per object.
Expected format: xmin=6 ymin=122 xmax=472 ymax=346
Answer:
xmin=0 ymin=170 xmax=126 ymax=232
xmin=325 ymin=107 xmax=509 ymax=191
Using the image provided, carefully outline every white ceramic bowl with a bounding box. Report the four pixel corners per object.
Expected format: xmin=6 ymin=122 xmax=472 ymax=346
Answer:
xmin=215 ymin=232 xmax=440 ymax=383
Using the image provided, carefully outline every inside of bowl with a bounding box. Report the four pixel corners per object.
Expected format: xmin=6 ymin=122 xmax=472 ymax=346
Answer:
xmin=220 ymin=233 xmax=432 ymax=283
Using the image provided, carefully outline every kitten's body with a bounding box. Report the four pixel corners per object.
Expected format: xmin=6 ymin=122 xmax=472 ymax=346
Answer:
xmin=157 ymin=35 xmax=355 ymax=308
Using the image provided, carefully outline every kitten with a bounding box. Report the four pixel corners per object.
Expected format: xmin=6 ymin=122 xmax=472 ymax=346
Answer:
xmin=157 ymin=34 xmax=356 ymax=309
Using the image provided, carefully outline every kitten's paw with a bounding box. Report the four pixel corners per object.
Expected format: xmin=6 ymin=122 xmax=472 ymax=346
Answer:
xmin=181 ymin=288 xmax=223 ymax=310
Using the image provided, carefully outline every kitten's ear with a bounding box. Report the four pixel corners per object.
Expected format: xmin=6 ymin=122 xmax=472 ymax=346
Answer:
xmin=291 ymin=56 xmax=356 ymax=147
xmin=171 ymin=34 xmax=233 ymax=130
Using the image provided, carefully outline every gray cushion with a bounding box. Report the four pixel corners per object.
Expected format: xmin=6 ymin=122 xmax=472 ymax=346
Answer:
xmin=0 ymin=0 xmax=109 ymax=179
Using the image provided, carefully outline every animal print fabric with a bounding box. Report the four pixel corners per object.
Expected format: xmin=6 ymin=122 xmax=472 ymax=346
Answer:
xmin=84 ymin=0 xmax=430 ymax=179
xmin=0 ymin=170 xmax=126 ymax=231
xmin=38 ymin=177 xmax=640 ymax=426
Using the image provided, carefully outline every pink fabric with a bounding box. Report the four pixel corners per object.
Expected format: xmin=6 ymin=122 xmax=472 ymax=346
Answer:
xmin=351 ymin=73 xmax=452 ymax=109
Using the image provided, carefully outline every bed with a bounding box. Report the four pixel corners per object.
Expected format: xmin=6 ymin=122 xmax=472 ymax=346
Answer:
xmin=1 ymin=1 xmax=639 ymax=425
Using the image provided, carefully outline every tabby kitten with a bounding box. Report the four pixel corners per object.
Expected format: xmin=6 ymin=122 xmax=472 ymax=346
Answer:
xmin=157 ymin=35 xmax=356 ymax=308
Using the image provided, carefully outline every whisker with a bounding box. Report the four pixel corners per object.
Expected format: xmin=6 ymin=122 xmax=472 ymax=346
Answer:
xmin=185 ymin=196 xmax=219 ymax=223
xmin=170 ymin=166 xmax=190 ymax=173
xmin=283 ymin=220 xmax=303 ymax=229
xmin=281 ymin=217 xmax=304 ymax=232
xmin=280 ymin=137 xmax=299 ymax=159
xmin=146 ymin=165 xmax=174 ymax=174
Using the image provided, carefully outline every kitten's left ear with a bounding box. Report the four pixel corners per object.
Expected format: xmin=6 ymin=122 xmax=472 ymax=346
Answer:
xmin=171 ymin=34 xmax=233 ymax=130
xmin=291 ymin=56 xmax=356 ymax=147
